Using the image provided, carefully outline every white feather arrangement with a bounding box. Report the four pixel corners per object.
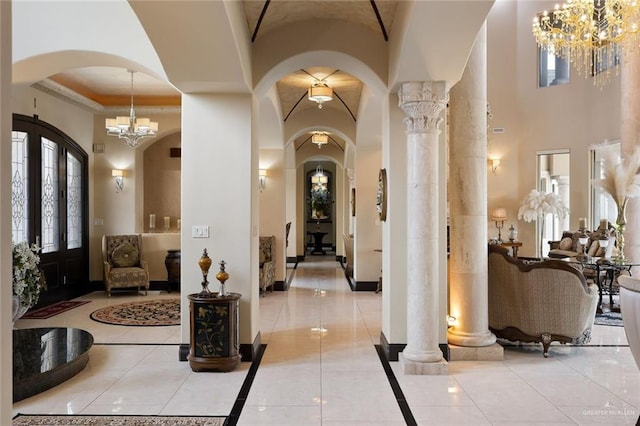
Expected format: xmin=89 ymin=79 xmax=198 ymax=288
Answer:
xmin=593 ymin=147 xmax=640 ymax=207
xmin=517 ymin=189 xmax=569 ymax=223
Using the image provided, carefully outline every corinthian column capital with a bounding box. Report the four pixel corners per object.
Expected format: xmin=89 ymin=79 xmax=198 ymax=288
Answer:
xmin=398 ymin=81 xmax=449 ymax=133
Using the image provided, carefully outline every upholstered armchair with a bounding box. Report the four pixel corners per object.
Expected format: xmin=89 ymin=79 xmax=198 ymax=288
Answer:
xmin=102 ymin=234 xmax=149 ymax=297
xmin=259 ymin=236 xmax=276 ymax=295
xmin=488 ymin=244 xmax=598 ymax=357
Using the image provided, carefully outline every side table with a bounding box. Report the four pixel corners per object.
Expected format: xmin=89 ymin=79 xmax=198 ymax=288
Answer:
xmin=500 ymin=241 xmax=523 ymax=258
xmin=187 ymin=292 xmax=241 ymax=372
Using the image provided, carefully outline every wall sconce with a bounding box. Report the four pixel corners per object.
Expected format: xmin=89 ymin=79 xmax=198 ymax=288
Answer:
xmin=446 ymin=315 xmax=457 ymax=328
xmin=490 ymin=158 xmax=500 ymax=174
xmin=259 ymin=169 xmax=267 ymax=191
xmin=112 ymin=169 xmax=124 ymax=192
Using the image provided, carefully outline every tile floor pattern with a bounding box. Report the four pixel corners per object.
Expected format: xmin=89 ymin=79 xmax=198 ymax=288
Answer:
xmin=12 ymin=256 xmax=640 ymax=425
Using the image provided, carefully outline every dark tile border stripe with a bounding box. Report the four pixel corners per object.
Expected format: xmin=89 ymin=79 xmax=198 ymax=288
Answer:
xmin=225 ymin=344 xmax=266 ymax=426
xmin=374 ymin=344 xmax=417 ymax=426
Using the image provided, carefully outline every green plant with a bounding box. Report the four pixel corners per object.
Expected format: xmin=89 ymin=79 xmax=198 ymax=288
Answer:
xmin=12 ymin=242 xmax=45 ymax=308
xmin=310 ymin=187 xmax=332 ymax=217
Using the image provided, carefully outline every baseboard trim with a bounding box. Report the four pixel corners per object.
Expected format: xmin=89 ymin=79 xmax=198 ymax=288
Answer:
xmin=272 ymin=280 xmax=287 ymax=291
xmin=179 ymin=332 xmax=261 ymax=363
xmin=239 ymin=332 xmax=262 ymax=362
xmin=286 ymin=256 xmax=298 ymax=263
xmin=380 ymin=331 xmax=406 ymax=362
xmin=352 ymin=281 xmax=378 ymax=291
xmin=379 ymin=332 xmax=450 ymax=362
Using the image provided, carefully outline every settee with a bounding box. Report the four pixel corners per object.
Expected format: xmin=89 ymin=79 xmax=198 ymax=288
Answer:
xmin=488 ymin=244 xmax=598 ymax=357
xmin=259 ymin=236 xmax=276 ymax=295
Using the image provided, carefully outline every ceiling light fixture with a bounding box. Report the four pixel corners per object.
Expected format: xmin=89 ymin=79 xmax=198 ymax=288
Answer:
xmin=308 ymin=82 xmax=333 ymax=109
xmin=311 ymin=132 xmax=329 ymax=148
xmin=532 ymin=0 xmax=640 ymax=86
xmin=105 ymin=70 xmax=158 ymax=148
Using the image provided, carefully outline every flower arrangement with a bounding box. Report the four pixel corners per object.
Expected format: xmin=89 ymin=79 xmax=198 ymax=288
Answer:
xmin=310 ymin=187 xmax=332 ymax=219
xmin=13 ymin=242 xmax=45 ymax=308
xmin=517 ymin=189 xmax=569 ymax=257
xmin=592 ymin=146 xmax=640 ymax=260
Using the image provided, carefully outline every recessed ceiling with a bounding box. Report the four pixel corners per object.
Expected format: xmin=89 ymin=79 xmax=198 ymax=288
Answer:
xmin=277 ymin=67 xmax=363 ymax=122
xmin=243 ymin=0 xmax=398 ymax=42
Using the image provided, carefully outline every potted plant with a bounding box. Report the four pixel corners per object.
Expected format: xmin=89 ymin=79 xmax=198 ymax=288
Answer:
xmin=12 ymin=242 xmax=46 ymax=323
xmin=310 ymin=187 xmax=332 ymax=219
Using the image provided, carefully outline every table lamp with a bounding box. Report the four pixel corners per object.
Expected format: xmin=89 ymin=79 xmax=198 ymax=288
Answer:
xmin=491 ymin=208 xmax=507 ymax=243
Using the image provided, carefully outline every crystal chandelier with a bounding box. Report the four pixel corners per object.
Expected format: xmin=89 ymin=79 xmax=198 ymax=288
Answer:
xmin=532 ymin=0 xmax=640 ymax=85
xmin=105 ymin=70 xmax=158 ymax=148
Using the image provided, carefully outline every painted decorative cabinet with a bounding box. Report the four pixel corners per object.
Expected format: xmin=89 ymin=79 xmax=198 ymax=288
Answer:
xmin=187 ymin=292 xmax=241 ymax=372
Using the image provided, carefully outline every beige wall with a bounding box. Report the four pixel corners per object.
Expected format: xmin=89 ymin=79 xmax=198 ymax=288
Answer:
xmin=144 ymin=132 xmax=182 ymax=233
xmin=487 ymin=1 xmax=621 ymax=257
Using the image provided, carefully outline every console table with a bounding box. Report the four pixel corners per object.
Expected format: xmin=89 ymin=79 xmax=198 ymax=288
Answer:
xmin=14 ymin=327 xmax=93 ymax=402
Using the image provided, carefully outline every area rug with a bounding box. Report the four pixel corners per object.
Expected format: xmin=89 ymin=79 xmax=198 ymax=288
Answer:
xmin=594 ymin=311 xmax=624 ymax=327
xmin=89 ymin=298 xmax=180 ymax=326
xmin=22 ymin=300 xmax=91 ymax=319
xmin=13 ymin=414 xmax=225 ymax=425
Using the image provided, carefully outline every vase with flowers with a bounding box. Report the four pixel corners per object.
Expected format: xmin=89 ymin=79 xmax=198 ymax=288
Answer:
xmin=593 ymin=147 xmax=640 ymax=262
xmin=517 ymin=189 xmax=570 ymax=259
xmin=12 ymin=242 xmax=45 ymax=324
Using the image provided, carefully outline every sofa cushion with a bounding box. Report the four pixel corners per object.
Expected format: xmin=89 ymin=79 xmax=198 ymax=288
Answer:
xmin=111 ymin=243 xmax=139 ymax=268
xmin=559 ymin=237 xmax=574 ymax=250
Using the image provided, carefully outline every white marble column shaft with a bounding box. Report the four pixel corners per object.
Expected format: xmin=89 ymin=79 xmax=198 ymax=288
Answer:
xmin=621 ymin=49 xmax=640 ymax=266
xmin=398 ymin=81 xmax=448 ymax=365
xmin=447 ymin=23 xmax=496 ymax=347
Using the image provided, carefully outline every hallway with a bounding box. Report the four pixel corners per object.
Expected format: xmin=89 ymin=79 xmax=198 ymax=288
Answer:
xmin=12 ymin=256 xmax=640 ymax=425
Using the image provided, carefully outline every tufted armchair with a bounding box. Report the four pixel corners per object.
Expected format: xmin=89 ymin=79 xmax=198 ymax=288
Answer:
xmin=102 ymin=234 xmax=149 ymax=297
xmin=259 ymin=236 xmax=276 ymax=295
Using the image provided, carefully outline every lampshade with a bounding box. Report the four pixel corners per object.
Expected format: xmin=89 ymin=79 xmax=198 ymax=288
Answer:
xmin=491 ymin=208 xmax=507 ymax=221
xmin=311 ymin=132 xmax=329 ymax=148
xmin=105 ymin=70 xmax=159 ymax=148
xmin=308 ymin=83 xmax=333 ymax=109
xmin=111 ymin=169 xmax=124 ymax=177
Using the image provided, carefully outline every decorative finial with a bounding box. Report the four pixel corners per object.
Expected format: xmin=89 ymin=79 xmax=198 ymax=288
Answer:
xmin=216 ymin=260 xmax=229 ymax=297
xmin=198 ymin=248 xmax=213 ymax=295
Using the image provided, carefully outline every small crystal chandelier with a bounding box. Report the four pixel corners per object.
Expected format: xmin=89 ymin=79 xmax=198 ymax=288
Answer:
xmin=105 ymin=70 xmax=158 ymax=148
xmin=311 ymin=131 xmax=329 ymax=148
xmin=532 ymin=0 xmax=640 ymax=86
xmin=308 ymin=82 xmax=333 ymax=109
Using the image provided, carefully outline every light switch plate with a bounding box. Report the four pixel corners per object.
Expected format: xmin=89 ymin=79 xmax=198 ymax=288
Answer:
xmin=192 ymin=225 xmax=210 ymax=238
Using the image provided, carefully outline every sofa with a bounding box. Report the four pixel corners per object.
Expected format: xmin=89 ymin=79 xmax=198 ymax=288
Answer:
xmin=548 ymin=228 xmax=616 ymax=259
xmin=488 ymin=244 xmax=598 ymax=357
xmin=259 ymin=236 xmax=276 ymax=295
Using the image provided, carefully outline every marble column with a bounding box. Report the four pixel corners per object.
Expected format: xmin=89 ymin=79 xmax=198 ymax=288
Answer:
xmin=448 ymin=23 xmax=497 ymax=349
xmin=555 ymin=176 xmax=570 ymax=234
xmin=398 ymin=81 xmax=449 ymax=374
xmin=621 ymin=48 xmax=640 ymax=266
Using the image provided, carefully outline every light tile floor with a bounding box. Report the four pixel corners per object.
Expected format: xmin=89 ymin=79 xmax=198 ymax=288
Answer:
xmin=12 ymin=256 xmax=640 ymax=425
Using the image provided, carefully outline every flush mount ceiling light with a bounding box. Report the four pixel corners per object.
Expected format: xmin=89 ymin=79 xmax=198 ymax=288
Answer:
xmin=311 ymin=132 xmax=329 ymax=148
xmin=105 ymin=70 xmax=158 ymax=148
xmin=308 ymin=82 xmax=333 ymax=109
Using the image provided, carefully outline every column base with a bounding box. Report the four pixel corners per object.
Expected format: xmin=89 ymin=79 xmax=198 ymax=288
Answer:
xmin=399 ymin=353 xmax=448 ymax=375
xmin=447 ymin=329 xmax=497 ymax=348
xmin=448 ymin=343 xmax=504 ymax=361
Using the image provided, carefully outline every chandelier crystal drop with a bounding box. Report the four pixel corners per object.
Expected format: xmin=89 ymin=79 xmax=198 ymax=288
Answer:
xmin=532 ymin=0 xmax=640 ymax=86
xmin=105 ymin=70 xmax=158 ymax=148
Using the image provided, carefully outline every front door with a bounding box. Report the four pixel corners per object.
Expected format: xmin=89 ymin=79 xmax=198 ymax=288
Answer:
xmin=12 ymin=114 xmax=89 ymax=307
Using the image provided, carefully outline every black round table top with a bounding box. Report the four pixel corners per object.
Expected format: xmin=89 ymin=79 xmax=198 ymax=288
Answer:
xmin=13 ymin=327 xmax=93 ymax=402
